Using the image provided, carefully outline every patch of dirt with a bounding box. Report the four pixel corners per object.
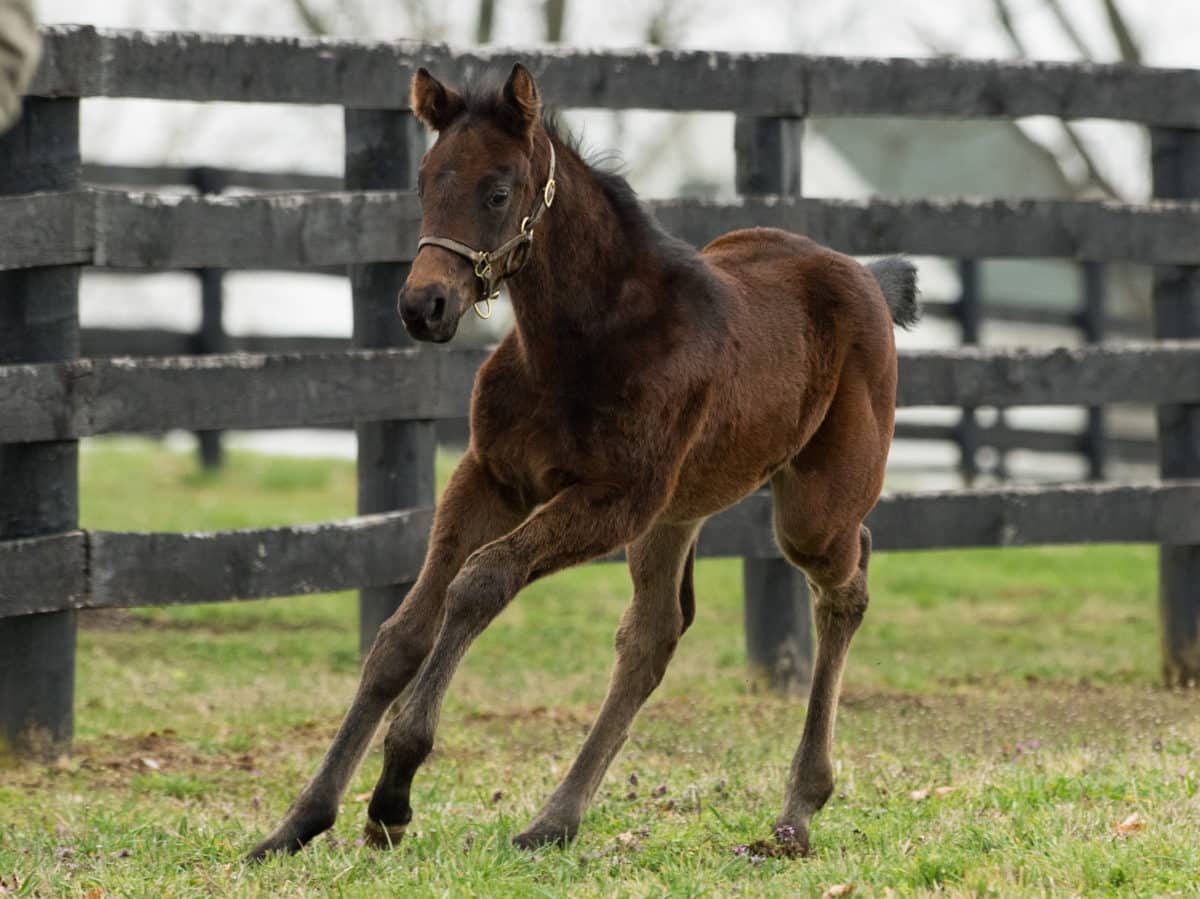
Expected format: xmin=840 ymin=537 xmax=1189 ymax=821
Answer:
xmin=840 ymin=689 xmax=941 ymax=710
xmin=465 ymin=704 xmax=587 ymax=726
xmin=0 ymin=719 xmax=343 ymax=792
xmin=736 ymin=837 xmax=806 ymax=861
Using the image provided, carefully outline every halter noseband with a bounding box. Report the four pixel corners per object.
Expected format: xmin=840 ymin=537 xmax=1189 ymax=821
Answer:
xmin=416 ymin=140 xmax=557 ymax=320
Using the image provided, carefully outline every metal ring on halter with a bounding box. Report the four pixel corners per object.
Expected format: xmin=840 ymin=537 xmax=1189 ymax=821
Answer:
xmin=474 ymin=292 xmax=497 ymax=320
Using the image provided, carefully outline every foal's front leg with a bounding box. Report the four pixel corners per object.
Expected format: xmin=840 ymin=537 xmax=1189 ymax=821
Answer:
xmin=362 ymin=484 xmax=653 ymax=847
xmin=513 ymin=521 xmax=700 ymax=848
xmin=247 ymin=456 xmax=524 ymax=860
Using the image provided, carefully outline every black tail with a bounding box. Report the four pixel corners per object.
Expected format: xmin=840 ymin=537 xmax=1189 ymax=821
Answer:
xmin=867 ymin=256 xmax=920 ymax=330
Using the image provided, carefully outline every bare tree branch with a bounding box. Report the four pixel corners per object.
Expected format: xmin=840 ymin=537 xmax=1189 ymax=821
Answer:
xmin=477 ymin=0 xmax=496 ymax=43
xmin=544 ymin=0 xmax=566 ymax=42
xmin=1101 ymin=0 xmax=1141 ymax=64
xmin=289 ymin=0 xmax=332 ymax=36
xmin=990 ymin=0 xmax=1121 ymax=199
xmin=1042 ymin=0 xmax=1094 ymax=59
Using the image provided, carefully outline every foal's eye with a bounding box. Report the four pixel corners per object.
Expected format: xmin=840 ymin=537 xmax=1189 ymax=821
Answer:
xmin=487 ymin=187 xmax=510 ymax=209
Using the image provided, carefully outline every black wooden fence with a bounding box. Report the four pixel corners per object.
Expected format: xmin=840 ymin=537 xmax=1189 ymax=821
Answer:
xmin=77 ymin=160 xmax=1164 ymax=482
xmin=2 ymin=25 xmax=1199 ymax=757
xmin=81 ymin=163 xmax=1163 ymax=482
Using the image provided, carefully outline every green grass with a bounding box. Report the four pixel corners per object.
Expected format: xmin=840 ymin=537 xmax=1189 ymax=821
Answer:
xmin=1 ymin=438 xmax=1197 ymax=897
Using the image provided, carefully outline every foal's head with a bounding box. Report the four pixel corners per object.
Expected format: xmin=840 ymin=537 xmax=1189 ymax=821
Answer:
xmin=399 ymin=64 xmax=553 ymax=342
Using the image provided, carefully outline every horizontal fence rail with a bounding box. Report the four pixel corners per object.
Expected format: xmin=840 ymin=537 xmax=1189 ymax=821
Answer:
xmin=891 ymin=422 xmax=1157 ymax=464
xmin=82 ymin=163 xmax=343 ymax=192
xmin=31 ymin=26 xmax=1200 ymax=126
xmin=4 ymin=481 xmax=1198 ymax=620
xmin=4 ymin=189 xmax=1200 ymax=271
xmin=0 ymin=348 xmax=490 ymax=441
xmin=1 ymin=342 xmax=1198 ymax=443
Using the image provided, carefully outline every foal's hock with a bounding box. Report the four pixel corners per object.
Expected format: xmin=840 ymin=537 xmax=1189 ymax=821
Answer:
xmin=249 ymin=62 xmax=918 ymax=861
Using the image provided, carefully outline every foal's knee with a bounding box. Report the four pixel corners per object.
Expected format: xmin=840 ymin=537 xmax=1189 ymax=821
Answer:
xmin=360 ymin=625 xmax=429 ymax=702
xmin=613 ymin=609 xmax=681 ymax=694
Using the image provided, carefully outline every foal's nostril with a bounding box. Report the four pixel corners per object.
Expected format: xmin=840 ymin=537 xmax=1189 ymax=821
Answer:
xmin=430 ymin=295 xmax=446 ymax=323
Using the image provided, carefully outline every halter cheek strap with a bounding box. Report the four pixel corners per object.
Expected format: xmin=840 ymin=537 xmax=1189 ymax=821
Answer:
xmin=416 ymin=140 xmax=557 ymax=320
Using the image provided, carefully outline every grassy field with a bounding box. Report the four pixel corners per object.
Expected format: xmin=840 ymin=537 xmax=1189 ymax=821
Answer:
xmin=0 ymin=440 xmax=1197 ymax=897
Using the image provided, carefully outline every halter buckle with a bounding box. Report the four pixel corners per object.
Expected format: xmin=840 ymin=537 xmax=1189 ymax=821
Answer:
xmin=473 ymin=255 xmax=493 ymax=281
xmin=544 ymin=178 xmax=557 ymax=208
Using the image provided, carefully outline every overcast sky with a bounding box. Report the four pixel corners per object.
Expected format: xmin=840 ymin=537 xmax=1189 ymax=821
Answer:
xmin=38 ymin=0 xmax=1200 ymax=63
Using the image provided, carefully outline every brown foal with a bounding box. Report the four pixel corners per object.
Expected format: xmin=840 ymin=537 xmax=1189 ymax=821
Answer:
xmin=249 ymin=63 xmax=918 ymax=861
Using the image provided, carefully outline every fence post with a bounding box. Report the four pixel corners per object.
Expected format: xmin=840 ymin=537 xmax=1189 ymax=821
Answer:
xmin=1080 ymin=262 xmax=1107 ymax=481
xmin=955 ymin=259 xmax=982 ymax=483
xmin=734 ymin=115 xmax=812 ymax=693
xmin=1150 ymin=127 xmax=1200 ymax=687
xmin=0 ymin=98 xmax=81 ymax=758
xmin=193 ymin=167 xmax=229 ymax=470
xmin=345 ymin=108 xmax=436 ymax=655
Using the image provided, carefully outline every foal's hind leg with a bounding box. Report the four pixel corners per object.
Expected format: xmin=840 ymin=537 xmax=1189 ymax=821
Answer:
xmin=768 ymin=374 xmax=891 ymax=855
xmin=247 ymin=457 xmax=523 ymax=859
xmin=513 ymin=522 xmax=700 ymax=848
xmin=775 ymin=523 xmax=871 ymax=854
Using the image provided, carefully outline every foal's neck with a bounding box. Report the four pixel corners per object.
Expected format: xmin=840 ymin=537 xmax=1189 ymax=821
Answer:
xmin=505 ymin=134 xmax=640 ymax=377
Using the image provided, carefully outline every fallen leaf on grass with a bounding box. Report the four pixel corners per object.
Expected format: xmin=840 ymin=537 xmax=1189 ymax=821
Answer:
xmin=85 ymin=888 xmax=104 ymax=899
xmin=822 ymin=885 xmax=855 ymax=898
xmin=1113 ymin=812 xmax=1145 ymax=835
xmin=910 ymin=785 xmax=954 ymax=801
xmin=351 ymin=791 xmax=372 ymax=803
xmin=140 ymin=757 xmax=160 ymax=771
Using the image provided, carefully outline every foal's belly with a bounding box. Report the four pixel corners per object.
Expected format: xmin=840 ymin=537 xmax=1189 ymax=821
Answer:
xmin=659 ymin=391 xmax=827 ymax=523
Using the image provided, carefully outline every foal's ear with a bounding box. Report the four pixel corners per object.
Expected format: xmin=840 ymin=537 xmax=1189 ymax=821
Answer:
xmin=410 ymin=67 xmax=465 ymax=132
xmin=499 ymin=63 xmax=542 ymax=138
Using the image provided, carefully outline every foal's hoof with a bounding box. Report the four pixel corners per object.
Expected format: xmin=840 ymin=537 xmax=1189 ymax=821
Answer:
xmin=363 ymin=819 xmax=408 ymax=849
xmin=245 ymin=821 xmax=321 ymax=862
xmin=246 ymin=833 xmax=303 ymax=862
xmin=766 ymin=820 xmax=811 ymax=857
xmin=511 ymin=823 xmax=576 ymax=851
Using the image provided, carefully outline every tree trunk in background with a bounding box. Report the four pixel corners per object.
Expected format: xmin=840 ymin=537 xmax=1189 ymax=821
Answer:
xmin=476 ymin=0 xmax=495 ymax=44
xmin=545 ymin=0 xmax=566 ymax=42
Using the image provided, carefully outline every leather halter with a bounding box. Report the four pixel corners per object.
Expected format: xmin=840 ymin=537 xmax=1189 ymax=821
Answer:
xmin=416 ymin=140 xmax=557 ymax=320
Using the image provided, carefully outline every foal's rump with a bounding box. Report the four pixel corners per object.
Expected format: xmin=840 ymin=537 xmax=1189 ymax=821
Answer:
xmin=700 ymin=226 xmax=915 ymax=335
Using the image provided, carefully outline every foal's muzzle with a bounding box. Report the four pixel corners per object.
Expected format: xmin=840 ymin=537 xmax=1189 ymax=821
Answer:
xmin=398 ymin=282 xmax=461 ymax=343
